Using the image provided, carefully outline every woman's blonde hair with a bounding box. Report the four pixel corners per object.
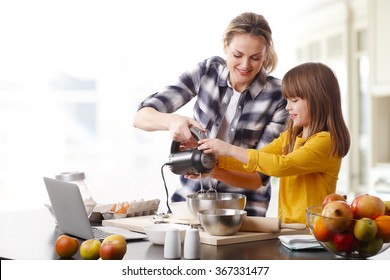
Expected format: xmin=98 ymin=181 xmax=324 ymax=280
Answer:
xmin=282 ymin=62 xmax=350 ymax=157
xmin=223 ymin=12 xmax=277 ymax=73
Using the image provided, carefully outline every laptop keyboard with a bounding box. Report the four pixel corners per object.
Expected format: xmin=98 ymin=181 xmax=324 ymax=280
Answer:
xmin=92 ymin=227 xmax=113 ymax=240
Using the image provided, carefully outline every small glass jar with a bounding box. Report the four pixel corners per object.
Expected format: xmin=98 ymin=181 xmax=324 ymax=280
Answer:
xmin=55 ymin=171 xmax=97 ymax=215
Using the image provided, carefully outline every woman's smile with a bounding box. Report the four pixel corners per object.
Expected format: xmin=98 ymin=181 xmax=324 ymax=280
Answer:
xmin=236 ymin=67 xmax=252 ymax=76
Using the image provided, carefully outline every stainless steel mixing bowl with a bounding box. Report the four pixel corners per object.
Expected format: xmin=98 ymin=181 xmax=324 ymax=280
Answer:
xmin=197 ymin=209 xmax=247 ymax=236
xmin=186 ymin=192 xmax=246 ymax=218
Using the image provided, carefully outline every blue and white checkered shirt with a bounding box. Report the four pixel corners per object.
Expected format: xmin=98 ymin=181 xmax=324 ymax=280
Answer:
xmin=138 ymin=56 xmax=288 ymax=216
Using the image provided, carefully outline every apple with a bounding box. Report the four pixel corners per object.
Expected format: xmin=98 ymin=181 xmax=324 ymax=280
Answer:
xmin=324 ymin=240 xmax=337 ymax=252
xmin=333 ymin=231 xmax=357 ymax=253
xmin=322 ymin=193 xmax=347 ymax=209
xmin=80 ymin=239 xmax=101 ymax=260
xmin=99 ymin=234 xmax=127 ymax=260
xmin=358 ymin=237 xmax=384 ymax=255
xmin=322 ymin=201 xmax=353 ymax=233
xmin=55 ymin=235 xmax=79 ymax=258
xmin=353 ymin=218 xmax=378 ymax=242
xmin=384 ymin=201 xmax=390 ymax=215
xmin=351 ymin=194 xmax=385 ymax=219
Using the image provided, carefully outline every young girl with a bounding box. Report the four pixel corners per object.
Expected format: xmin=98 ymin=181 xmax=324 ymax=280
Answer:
xmin=198 ymin=62 xmax=351 ymax=224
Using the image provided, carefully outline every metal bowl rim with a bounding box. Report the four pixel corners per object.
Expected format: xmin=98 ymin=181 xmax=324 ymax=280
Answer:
xmin=197 ymin=209 xmax=247 ymax=216
xmin=186 ymin=192 xmax=246 ymax=200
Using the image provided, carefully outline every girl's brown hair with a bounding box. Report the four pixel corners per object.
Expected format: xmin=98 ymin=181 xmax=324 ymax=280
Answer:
xmin=282 ymin=62 xmax=350 ymax=157
xmin=223 ymin=12 xmax=277 ymax=73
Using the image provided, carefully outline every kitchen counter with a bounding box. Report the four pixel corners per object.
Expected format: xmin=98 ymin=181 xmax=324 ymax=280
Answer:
xmin=1 ymin=208 xmax=389 ymax=260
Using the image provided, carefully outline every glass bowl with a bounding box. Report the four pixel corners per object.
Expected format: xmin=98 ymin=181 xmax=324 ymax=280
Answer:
xmin=306 ymin=205 xmax=390 ymax=259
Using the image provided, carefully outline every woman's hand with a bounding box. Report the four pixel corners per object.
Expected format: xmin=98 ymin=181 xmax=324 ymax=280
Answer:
xmin=185 ymin=166 xmax=262 ymax=190
xmin=133 ymin=107 xmax=204 ymax=143
xmin=167 ymin=114 xmax=205 ymax=143
xmin=184 ymin=173 xmax=210 ymax=179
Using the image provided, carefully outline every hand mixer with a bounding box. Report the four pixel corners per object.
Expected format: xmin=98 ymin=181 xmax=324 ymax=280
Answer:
xmin=161 ymin=126 xmax=217 ymax=212
xmin=168 ymin=126 xmax=216 ymax=175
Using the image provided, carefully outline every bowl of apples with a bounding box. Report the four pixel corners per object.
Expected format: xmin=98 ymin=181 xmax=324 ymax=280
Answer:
xmin=306 ymin=193 xmax=390 ymax=259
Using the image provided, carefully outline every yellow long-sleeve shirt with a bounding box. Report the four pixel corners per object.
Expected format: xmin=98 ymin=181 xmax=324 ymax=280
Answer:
xmin=218 ymin=131 xmax=341 ymax=224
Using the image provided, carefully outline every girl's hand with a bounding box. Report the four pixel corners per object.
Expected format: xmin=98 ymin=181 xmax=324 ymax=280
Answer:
xmin=197 ymin=138 xmax=232 ymax=158
xmin=198 ymin=138 xmax=249 ymax=164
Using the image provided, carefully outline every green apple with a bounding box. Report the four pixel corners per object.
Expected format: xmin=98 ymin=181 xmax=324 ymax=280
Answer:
xmin=80 ymin=239 xmax=101 ymax=260
xmin=358 ymin=237 xmax=384 ymax=255
xmin=354 ymin=217 xmax=378 ymax=242
xmin=384 ymin=201 xmax=390 ymax=215
xmin=325 ymin=241 xmax=337 ymax=253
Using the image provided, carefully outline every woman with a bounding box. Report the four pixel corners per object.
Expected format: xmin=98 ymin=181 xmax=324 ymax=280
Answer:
xmin=133 ymin=12 xmax=288 ymax=216
xmin=198 ymin=62 xmax=351 ymax=224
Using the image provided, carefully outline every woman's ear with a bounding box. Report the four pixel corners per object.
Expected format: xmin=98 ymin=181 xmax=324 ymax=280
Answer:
xmin=223 ymin=41 xmax=228 ymax=55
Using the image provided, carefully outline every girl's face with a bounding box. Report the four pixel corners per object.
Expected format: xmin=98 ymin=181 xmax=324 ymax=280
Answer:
xmin=286 ymin=97 xmax=310 ymax=136
xmin=224 ymin=33 xmax=267 ymax=92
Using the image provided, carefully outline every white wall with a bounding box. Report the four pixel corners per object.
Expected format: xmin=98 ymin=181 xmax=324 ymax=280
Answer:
xmin=0 ymin=0 xmax=336 ymax=213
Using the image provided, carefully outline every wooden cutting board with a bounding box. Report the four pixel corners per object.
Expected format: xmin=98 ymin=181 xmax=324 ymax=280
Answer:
xmin=102 ymin=215 xmax=309 ymax=246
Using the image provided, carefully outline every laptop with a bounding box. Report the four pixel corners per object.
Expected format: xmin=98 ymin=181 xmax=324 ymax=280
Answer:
xmin=43 ymin=177 xmax=147 ymax=241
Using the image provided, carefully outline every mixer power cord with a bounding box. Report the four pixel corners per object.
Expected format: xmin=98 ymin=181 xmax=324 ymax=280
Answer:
xmin=160 ymin=163 xmax=172 ymax=213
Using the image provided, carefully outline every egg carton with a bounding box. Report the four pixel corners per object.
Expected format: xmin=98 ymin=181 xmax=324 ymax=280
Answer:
xmin=93 ymin=199 xmax=160 ymax=218
xmin=126 ymin=199 xmax=160 ymax=217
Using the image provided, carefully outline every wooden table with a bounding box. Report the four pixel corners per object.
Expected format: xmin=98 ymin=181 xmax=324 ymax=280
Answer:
xmin=1 ymin=208 xmax=389 ymax=260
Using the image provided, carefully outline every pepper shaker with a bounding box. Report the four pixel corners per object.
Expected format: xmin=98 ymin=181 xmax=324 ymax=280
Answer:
xmin=183 ymin=228 xmax=201 ymax=259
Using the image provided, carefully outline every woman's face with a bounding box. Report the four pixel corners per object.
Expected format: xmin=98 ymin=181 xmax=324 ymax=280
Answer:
xmin=286 ymin=97 xmax=310 ymax=135
xmin=224 ymin=33 xmax=267 ymax=92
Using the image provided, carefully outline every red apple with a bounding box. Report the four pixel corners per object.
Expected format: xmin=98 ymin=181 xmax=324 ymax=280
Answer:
xmin=55 ymin=235 xmax=79 ymax=258
xmin=351 ymin=194 xmax=385 ymax=219
xmin=99 ymin=234 xmax=127 ymax=260
xmin=333 ymin=231 xmax=357 ymax=253
xmin=353 ymin=217 xmax=378 ymax=242
xmin=322 ymin=193 xmax=347 ymax=209
xmin=80 ymin=239 xmax=101 ymax=260
xmin=322 ymin=201 xmax=353 ymax=233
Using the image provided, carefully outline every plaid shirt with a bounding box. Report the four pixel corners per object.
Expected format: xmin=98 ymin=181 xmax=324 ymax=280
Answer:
xmin=138 ymin=56 xmax=288 ymax=216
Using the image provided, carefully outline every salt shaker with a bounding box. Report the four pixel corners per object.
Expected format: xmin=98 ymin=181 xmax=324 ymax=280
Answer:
xmin=55 ymin=171 xmax=96 ymax=215
xmin=183 ymin=228 xmax=201 ymax=259
xmin=164 ymin=229 xmax=181 ymax=259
